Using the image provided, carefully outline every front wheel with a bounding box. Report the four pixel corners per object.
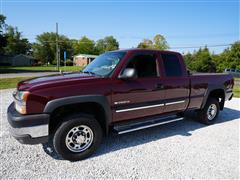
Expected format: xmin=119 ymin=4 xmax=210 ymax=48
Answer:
xmin=53 ymin=115 xmax=103 ymax=161
xmin=197 ymin=98 xmax=220 ymax=125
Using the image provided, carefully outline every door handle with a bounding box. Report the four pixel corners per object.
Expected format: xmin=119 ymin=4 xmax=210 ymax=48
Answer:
xmin=155 ymin=83 xmax=164 ymax=90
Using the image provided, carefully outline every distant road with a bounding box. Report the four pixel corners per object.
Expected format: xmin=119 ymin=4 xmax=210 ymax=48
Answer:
xmin=0 ymin=72 xmax=58 ymax=78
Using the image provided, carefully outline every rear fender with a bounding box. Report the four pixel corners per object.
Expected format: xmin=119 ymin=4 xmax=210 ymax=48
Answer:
xmin=201 ymin=84 xmax=225 ymax=110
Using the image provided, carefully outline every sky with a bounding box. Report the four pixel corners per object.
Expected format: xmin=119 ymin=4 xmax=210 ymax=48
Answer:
xmin=1 ymin=0 xmax=239 ymax=54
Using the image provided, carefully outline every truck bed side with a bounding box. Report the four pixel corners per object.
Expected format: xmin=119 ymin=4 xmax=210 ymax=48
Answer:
xmin=188 ymin=73 xmax=234 ymax=110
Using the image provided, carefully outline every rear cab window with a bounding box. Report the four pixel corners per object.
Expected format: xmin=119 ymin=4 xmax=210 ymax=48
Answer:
xmin=161 ymin=53 xmax=182 ymax=77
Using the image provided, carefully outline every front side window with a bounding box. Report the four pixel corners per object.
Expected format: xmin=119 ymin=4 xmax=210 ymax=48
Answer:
xmin=124 ymin=54 xmax=158 ymax=78
xmin=83 ymin=51 xmax=126 ymax=77
xmin=162 ymin=54 xmax=182 ymax=77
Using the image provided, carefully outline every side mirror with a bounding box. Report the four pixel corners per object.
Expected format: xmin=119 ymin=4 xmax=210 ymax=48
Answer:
xmin=119 ymin=68 xmax=136 ymax=79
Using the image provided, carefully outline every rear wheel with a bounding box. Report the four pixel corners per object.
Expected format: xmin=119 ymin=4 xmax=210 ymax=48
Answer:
xmin=53 ymin=115 xmax=102 ymax=161
xmin=198 ymin=98 xmax=220 ymax=125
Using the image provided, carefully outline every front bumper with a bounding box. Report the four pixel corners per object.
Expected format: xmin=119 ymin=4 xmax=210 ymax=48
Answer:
xmin=7 ymin=103 xmax=50 ymax=144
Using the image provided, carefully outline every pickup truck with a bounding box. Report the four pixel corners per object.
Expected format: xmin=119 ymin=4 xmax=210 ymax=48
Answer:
xmin=7 ymin=49 xmax=234 ymax=161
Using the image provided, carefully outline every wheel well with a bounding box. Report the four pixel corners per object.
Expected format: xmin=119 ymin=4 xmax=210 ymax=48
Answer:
xmin=208 ymin=89 xmax=225 ymax=110
xmin=49 ymin=102 xmax=107 ymax=136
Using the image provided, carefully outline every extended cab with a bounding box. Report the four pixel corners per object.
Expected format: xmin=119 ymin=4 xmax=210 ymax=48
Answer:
xmin=7 ymin=49 xmax=234 ymax=161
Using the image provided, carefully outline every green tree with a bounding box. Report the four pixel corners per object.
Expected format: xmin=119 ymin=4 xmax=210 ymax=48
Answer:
xmin=183 ymin=52 xmax=194 ymax=70
xmin=137 ymin=39 xmax=153 ymax=49
xmin=33 ymin=32 xmax=73 ymax=64
xmin=153 ymin=34 xmax=169 ymax=50
xmin=4 ymin=26 xmax=31 ymax=55
xmin=137 ymin=34 xmax=169 ymax=50
xmin=72 ymin=36 xmax=95 ymax=55
xmin=185 ymin=47 xmax=216 ymax=72
xmin=1 ymin=15 xmax=30 ymax=55
xmin=212 ymin=54 xmax=225 ymax=72
xmin=95 ymin=36 xmax=119 ymax=54
xmin=214 ymin=41 xmax=240 ymax=72
xmin=0 ymin=14 xmax=6 ymax=33
xmin=0 ymin=14 xmax=7 ymax=54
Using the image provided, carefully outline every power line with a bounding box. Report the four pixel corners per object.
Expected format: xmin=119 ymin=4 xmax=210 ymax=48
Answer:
xmin=4 ymin=0 xmax=238 ymax=3
xmin=24 ymin=33 xmax=238 ymax=39
xmin=37 ymin=40 xmax=234 ymax=49
xmin=37 ymin=40 xmax=235 ymax=46
xmin=169 ymin=43 xmax=233 ymax=49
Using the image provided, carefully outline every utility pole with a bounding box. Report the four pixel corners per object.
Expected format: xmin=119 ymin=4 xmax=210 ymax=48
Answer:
xmin=56 ymin=22 xmax=59 ymax=71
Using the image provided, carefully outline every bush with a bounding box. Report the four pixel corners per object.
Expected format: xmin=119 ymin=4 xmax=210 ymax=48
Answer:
xmin=66 ymin=59 xmax=73 ymax=66
xmin=52 ymin=60 xmax=65 ymax=66
xmin=52 ymin=60 xmax=57 ymax=65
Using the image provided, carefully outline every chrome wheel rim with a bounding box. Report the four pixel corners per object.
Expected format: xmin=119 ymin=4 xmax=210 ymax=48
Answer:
xmin=207 ymin=104 xmax=217 ymax=120
xmin=65 ymin=125 xmax=94 ymax=152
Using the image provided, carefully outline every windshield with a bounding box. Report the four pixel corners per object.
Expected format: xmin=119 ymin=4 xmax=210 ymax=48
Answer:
xmin=83 ymin=51 xmax=126 ymax=77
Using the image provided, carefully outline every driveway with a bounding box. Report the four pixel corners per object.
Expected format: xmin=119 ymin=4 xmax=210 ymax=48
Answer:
xmin=0 ymin=89 xmax=239 ymax=179
xmin=0 ymin=72 xmax=58 ymax=78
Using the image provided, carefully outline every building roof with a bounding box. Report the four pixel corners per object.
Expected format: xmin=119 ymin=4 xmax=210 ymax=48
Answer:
xmin=13 ymin=54 xmax=36 ymax=60
xmin=74 ymin=54 xmax=98 ymax=58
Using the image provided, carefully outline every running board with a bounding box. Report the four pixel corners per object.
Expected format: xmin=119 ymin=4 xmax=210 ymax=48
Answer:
xmin=113 ymin=115 xmax=184 ymax=135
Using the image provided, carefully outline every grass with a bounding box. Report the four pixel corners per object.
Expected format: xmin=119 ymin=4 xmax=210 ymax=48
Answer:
xmin=0 ymin=77 xmax=35 ymax=90
xmin=233 ymin=86 xmax=240 ymax=98
xmin=233 ymin=77 xmax=240 ymax=97
xmin=0 ymin=66 xmax=83 ymax=73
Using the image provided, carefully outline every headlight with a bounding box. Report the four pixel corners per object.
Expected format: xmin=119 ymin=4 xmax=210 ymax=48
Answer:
xmin=13 ymin=91 xmax=30 ymax=114
xmin=17 ymin=91 xmax=30 ymax=103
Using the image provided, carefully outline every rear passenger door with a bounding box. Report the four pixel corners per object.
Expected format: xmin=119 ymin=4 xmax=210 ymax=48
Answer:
xmin=160 ymin=52 xmax=190 ymax=113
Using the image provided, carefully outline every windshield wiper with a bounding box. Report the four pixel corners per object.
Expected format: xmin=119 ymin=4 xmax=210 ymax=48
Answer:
xmin=82 ymin=71 xmax=97 ymax=76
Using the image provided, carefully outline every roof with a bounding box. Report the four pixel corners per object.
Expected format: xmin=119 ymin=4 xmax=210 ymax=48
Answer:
xmin=13 ymin=54 xmax=36 ymax=59
xmin=0 ymin=54 xmax=14 ymax=58
xmin=74 ymin=54 xmax=98 ymax=58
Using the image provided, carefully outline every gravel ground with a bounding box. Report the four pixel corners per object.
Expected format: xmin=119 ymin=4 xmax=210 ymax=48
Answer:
xmin=0 ymin=89 xmax=239 ymax=179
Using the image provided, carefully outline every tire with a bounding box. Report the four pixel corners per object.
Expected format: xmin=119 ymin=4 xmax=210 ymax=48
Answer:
xmin=197 ymin=97 xmax=220 ymax=125
xmin=53 ymin=114 xmax=103 ymax=161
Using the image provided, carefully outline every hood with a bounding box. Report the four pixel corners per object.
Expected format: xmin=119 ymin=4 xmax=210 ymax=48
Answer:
xmin=17 ymin=72 xmax=101 ymax=91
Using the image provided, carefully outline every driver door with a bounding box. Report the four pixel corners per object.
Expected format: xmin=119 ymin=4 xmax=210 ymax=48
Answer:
xmin=111 ymin=52 xmax=165 ymax=122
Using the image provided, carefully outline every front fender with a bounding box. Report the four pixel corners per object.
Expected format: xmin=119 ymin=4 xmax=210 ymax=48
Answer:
xmin=43 ymin=95 xmax=112 ymax=134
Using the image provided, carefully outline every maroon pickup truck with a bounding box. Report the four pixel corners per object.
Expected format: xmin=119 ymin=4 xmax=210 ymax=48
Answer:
xmin=7 ymin=49 xmax=234 ymax=161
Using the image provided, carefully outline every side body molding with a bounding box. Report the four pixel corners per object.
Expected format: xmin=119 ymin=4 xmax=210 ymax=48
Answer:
xmin=43 ymin=95 xmax=112 ymax=134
